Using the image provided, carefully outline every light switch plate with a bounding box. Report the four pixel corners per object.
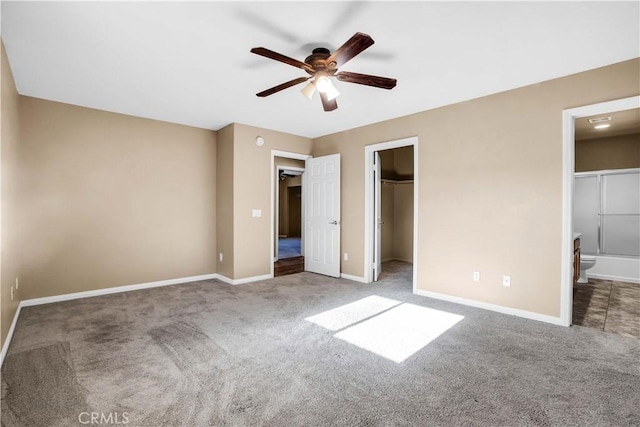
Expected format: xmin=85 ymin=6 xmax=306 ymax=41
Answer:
xmin=252 ymin=209 xmax=262 ymax=218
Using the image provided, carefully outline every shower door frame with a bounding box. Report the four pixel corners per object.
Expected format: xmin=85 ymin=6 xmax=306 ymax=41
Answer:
xmin=574 ymin=168 xmax=640 ymax=258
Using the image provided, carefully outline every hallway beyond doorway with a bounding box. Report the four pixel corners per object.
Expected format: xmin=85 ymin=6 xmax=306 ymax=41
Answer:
xmin=278 ymin=237 xmax=301 ymax=259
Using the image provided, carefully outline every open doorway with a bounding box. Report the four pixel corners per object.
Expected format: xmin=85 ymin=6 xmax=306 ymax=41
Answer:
xmin=364 ymin=137 xmax=418 ymax=290
xmin=561 ymin=96 xmax=639 ymax=332
xmin=277 ymin=168 xmax=303 ymax=259
xmin=570 ymin=106 xmax=640 ymax=338
xmin=271 ymin=152 xmax=311 ymax=277
xmin=376 ymin=146 xmax=415 ymax=283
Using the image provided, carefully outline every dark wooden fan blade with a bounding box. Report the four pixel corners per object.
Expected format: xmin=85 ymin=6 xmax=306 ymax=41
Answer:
xmin=326 ymin=32 xmax=374 ymax=68
xmin=336 ymin=71 xmax=397 ymax=89
xmin=320 ymin=92 xmax=338 ymax=112
xmin=250 ymin=47 xmax=313 ymax=72
xmin=256 ymin=77 xmax=311 ymax=97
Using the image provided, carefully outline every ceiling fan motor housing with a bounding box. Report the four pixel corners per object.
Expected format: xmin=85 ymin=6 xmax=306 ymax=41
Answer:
xmin=305 ymin=48 xmax=336 ymax=75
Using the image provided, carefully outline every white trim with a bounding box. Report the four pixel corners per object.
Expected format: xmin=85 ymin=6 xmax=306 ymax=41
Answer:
xmin=270 ymin=150 xmax=312 ymax=277
xmin=588 ymin=273 xmax=640 ymax=285
xmin=414 ymin=289 xmax=565 ymax=326
xmin=340 ymin=273 xmax=368 ymax=283
xmin=364 ymin=136 xmax=419 ymax=288
xmin=561 ymin=96 xmax=640 ymax=327
xmin=19 ymin=273 xmax=219 ymax=307
xmin=0 ymin=305 xmax=22 ymax=367
xmin=575 ymin=167 xmax=640 ymax=177
xmin=216 ymin=273 xmax=273 ymax=285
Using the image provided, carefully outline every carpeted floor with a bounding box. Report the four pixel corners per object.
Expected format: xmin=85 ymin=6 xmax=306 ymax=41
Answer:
xmin=2 ymin=262 xmax=639 ymax=426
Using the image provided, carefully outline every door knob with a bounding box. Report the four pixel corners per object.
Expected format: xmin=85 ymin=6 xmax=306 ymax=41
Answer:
xmin=329 ymin=220 xmax=340 ymax=225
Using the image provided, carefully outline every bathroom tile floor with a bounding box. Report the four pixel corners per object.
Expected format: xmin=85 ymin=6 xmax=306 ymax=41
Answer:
xmin=573 ymin=279 xmax=640 ymax=339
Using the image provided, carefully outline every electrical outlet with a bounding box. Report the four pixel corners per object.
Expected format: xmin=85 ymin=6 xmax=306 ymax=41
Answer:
xmin=11 ymin=286 xmax=14 ymax=301
xmin=15 ymin=277 xmax=19 ymax=290
xmin=473 ymin=272 xmax=480 ymax=282
xmin=503 ymin=275 xmax=511 ymax=287
xmin=219 ymin=253 xmax=223 ymax=262
xmin=344 ymin=253 xmax=349 ymax=261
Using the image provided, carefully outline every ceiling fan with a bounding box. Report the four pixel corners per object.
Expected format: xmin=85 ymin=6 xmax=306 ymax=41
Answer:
xmin=250 ymin=32 xmax=397 ymax=112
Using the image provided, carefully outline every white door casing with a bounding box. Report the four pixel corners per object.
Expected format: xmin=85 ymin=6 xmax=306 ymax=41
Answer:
xmin=305 ymin=154 xmax=341 ymax=277
xmin=270 ymin=150 xmax=312 ymax=278
xmin=363 ymin=136 xmax=418 ymax=288
xmin=374 ymin=152 xmax=382 ymax=281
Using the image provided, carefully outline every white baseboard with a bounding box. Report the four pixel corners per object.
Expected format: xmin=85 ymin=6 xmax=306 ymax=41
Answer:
xmin=382 ymin=258 xmax=413 ymax=264
xmin=414 ymin=289 xmax=565 ymax=326
xmin=341 ymin=273 xmax=368 ymax=283
xmin=0 ymin=304 xmax=22 ymax=367
xmin=216 ymin=273 xmax=273 ymax=285
xmin=588 ymin=273 xmax=640 ymax=285
xmin=20 ymin=273 xmax=219 ymax=308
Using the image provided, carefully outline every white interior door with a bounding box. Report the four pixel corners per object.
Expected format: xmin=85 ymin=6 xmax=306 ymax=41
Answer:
xmin=305 ymin=154 xmax=341 ymax=277
xmin=373 ymin=152 xmax=382 ymax=281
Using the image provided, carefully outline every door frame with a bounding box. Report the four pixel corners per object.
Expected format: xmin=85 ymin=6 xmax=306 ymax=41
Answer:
xmin=364 ymin=136 xmax=419 ymax=290
xmin=560 ymin=95 xmax=639 ymax=327
xmin=270 ymin=150 xmax=312 ymax=277
xmin=275 ymin=164 xmax=305 ymax=260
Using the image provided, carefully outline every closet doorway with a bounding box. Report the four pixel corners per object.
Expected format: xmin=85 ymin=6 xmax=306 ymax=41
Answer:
xmin=364 ymin=137 xmax=418 ymax=289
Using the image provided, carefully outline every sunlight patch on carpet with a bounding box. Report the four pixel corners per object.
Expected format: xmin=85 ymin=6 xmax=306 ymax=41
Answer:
xmin=306 ymin=296 xmax=464 ymax=363
xmin=305 ymin=295 xmax=401 ymax=331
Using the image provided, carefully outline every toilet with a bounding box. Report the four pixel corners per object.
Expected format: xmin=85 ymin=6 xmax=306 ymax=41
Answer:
xmin=578 ymin=256 xmax=597 ymax=284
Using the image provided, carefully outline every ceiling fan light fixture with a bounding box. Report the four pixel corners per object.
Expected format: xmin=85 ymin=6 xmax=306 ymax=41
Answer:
xmin=315 ymin=75 xmax=340 ymax=101
xmin=325 ymin=83 xmax=340 ymax=101
xmin=301 ymin=82 xmax=316 ymax=100
xmin=315 ymin=75 xmax=332 ymax=93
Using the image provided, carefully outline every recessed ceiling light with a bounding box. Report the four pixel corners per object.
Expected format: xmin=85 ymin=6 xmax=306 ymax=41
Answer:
xmin=594 ymin=124 xmax=611 ymax=130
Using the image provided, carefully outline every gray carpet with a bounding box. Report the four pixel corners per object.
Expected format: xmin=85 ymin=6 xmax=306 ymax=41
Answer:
xmin=2 ymin=262 xmax=639 ymax=426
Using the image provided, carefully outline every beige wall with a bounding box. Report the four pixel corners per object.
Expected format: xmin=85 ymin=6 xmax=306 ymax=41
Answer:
xmin=381 ymin=182 xmax=395 ymax=261
xmin=232 ymin=124 xmax=312 ymax=279
xmin=19 ymin=97 xmax=217 ymax=299
xmin=393 ymin=182 xmax=414 ymax=263
xmin=1 ymin=42 xmax=21 ymax=348
xmin=575 ymin=133 xmax=640 ymax=172
xmin=380 ymin=182 xmax=414 ymax=263
xmin=313 ymin=58 xmax=639 ymax=318
xmin=394 ymin=146 xmax=414 ymax=178
xmin=275 ymin=157 xmax=304 ymax=238
xmin=216 ymin=124 xmax=234 ymax=279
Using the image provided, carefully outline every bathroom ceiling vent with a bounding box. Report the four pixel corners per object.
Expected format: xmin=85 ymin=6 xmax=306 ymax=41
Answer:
xmin=588 ymin=116 xmax=612 ymax=124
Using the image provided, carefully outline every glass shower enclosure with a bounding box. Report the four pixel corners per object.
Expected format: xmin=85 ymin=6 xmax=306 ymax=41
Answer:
xmin=574 ymin=168 xmax=640 ymax=257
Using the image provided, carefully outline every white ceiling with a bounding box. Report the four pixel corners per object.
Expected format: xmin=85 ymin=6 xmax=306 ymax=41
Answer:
xmin=2 ymin=1 xmax=639 ymax=138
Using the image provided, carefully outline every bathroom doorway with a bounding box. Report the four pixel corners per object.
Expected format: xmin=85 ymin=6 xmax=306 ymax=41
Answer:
xmin=562 ymin=96 xmax=640 ymax=336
